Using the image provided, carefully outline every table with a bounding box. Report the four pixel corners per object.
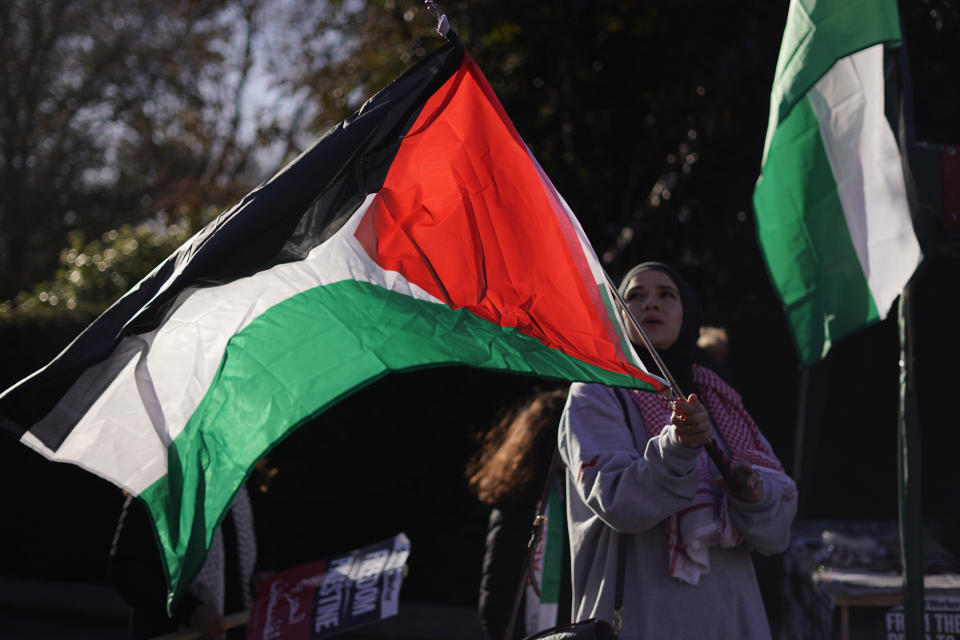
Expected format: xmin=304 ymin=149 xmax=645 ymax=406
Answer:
xmin=814 ymin=568 xmax=960 ymax=640
xmin=784 ymin=521 xmax=960 ymax=640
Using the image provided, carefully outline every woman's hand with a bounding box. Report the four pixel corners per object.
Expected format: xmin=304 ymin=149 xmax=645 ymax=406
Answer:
xmin=713 ymin=461 xmax=764 ymax=502
xmin=670 ymin=394 xmax=712 ymax=449
xmin=727 ymin=461 xmax=764 ymax=503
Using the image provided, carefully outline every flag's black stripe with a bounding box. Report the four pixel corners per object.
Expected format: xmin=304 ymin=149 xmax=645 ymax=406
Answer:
xmin=1 ymin=39 xmax=465 ymax=446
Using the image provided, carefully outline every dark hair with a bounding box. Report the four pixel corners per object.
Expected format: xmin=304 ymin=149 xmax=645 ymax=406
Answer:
xmin=466 ymin=387 xmax=568 ymax=508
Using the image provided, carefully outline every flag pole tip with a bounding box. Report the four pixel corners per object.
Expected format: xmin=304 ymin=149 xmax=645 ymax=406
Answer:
xmin=423 ymin=1 xmax=450 ymax=37
xmin=436 ymin=14 xmax=450 ymax=36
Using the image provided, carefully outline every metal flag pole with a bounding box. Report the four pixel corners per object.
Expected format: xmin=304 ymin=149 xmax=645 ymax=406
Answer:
xmin=898 ymin=273 xmax=924 ymax=640
xmin=894 ymin=19 xmax=925 ymax=639
xmin=603 ymin=273 xmax=742 ymax=491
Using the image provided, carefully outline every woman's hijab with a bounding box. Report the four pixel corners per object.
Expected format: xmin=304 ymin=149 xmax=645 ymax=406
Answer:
xmin=618 ymin=261 xmax=702 ymax=396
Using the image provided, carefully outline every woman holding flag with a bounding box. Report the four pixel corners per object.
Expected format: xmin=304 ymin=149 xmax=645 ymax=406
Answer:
xmin=558 ymin=262 xmax=797 ymax=639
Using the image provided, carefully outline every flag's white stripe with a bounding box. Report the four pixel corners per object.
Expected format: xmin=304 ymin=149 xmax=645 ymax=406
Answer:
xmin=807 ymin=44 xmax=921 ymax=317
xmin=21 ymin=194 xmax=443 ymax=494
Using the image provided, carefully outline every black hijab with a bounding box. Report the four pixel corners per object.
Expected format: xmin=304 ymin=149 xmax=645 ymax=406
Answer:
xmin=618 ymin=262 xmax=702 ymax=397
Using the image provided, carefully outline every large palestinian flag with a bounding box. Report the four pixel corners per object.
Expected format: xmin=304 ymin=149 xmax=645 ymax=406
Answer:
xmin=0 ymin=38 xmax=661 ymax=605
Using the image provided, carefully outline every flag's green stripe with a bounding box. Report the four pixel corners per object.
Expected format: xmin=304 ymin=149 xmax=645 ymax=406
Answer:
xmin=764 ymin=0 xmax=900 ymax=160
xmin=754 ymin=95 xmax=880 ymax=367
xmin=141 ymin=279 xmax=654 ymax=603
xmin=540 ymin=481 xmax=564 ymax=604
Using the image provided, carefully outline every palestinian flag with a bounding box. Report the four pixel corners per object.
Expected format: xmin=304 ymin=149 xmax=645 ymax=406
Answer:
xmin=0 ymin=37 xmax=661 ymax=605
xmin=753 ymin=0 xmax=922 ymax=366
xmin=525 ymin=481 xmax=564 ymax=633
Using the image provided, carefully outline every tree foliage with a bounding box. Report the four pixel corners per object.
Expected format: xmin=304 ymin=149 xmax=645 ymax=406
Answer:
xmin=0 ymin=215 xmax=199 ymax=324
xmin=0 ymin=0 xmax=274 ymax=299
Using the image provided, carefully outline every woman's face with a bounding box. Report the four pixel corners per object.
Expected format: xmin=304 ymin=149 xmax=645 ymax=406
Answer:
xmin=622 ymin=269 xmax=684 ymax=350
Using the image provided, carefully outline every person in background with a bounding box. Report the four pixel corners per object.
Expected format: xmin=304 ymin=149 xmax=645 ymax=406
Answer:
xmin=697 ymin=325 xmax=729 ymax=364
xmin=559 ymin=261 xmax=797 ymax=639
xmin=109 ymin=485 xmax=258 ymax=640
xmin=467 ymin=386 xmax=570 ymax=640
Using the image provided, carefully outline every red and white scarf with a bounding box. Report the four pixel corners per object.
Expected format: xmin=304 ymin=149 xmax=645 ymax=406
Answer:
xmin=627 ymin=364 xmax=785 ymax=584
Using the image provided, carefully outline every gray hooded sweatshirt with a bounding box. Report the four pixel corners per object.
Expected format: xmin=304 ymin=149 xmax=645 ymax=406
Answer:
xmin=558 ymin=382 xmax=797 ymax=640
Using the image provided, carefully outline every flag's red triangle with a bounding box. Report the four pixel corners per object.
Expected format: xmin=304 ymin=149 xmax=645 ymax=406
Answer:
xmin=355 ymin=54 xmax=649 ymax=382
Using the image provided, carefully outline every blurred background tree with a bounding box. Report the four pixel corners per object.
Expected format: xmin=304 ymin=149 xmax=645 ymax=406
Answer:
xmin=0 ymin=0 xmax=274 ymax=299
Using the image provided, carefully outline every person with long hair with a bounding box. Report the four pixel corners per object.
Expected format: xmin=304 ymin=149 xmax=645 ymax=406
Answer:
xmin=559 ymin=262 xmax=797 ymax=639
xmin=467 ymin=386 xmax=570 ymax=640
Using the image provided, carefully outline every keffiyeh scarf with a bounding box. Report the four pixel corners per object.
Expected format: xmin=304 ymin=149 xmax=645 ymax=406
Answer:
xmin=628 ymin=364 xmax=786 ymax=584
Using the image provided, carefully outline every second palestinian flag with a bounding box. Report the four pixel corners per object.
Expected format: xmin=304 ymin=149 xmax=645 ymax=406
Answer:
xmin=753 ymin=0 xmax=922 ymax=365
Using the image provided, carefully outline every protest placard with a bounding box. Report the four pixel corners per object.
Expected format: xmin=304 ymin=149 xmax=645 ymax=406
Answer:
xmin=885 ymin=595 xmax=960 ymax=640
xmin=247 ymin=533 xmax=410 ymax=640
